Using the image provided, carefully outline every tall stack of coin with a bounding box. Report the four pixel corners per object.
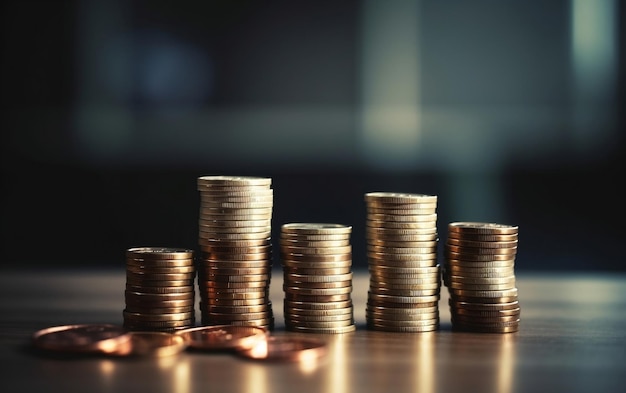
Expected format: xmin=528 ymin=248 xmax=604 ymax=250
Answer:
xmin=365 ymin=192 xmax=440 ymax=332
xmin=443 ymin=222 xmax=520 ymax=333
xmin=281 ymin=223 xmax=356 ymax=334
xmin=123 ymin=247 xmax=196 ymax=332
xmin=196 ymin=176 xmax=274 ymax=331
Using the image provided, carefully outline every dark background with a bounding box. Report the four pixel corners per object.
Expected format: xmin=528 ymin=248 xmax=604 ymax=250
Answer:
xmin=2 ymin=0 xmax=624 ymax=272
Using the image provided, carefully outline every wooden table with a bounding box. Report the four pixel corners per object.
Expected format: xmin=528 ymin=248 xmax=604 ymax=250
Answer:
xmin=1 ymin=269 xmax=625 ymax=393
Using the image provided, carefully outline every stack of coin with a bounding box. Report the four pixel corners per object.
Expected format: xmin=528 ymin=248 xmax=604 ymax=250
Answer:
xmin=123 ymin=247 xmax=196 ymax=332
xmin=281 ymin=223 xmax=356 ymax=334
xmin=196 ymin=175 xmax=274 ymax=331
xmin=443 ymin=222 xmax=520 ymax=333
xmin=365 ymin=192 xmax=441 ymax=332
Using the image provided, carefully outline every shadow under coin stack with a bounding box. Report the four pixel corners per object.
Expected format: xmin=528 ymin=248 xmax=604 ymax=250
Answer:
xmin=443 ymin=222 xmax=520 ymax=333
xmin=281 ymin=223 xmax=356 ymax=334
xmin=123 ymin=247 xmax=196 ymax=332
xmin=365 ymin=192 xmax=441 ymax=332
xmin=196 ymin=176 xmax=274 ymax=331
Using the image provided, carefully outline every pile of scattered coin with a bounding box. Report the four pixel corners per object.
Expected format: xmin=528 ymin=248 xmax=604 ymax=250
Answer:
xmin=364 ymin=192 xmax=441 ymax=332
xmin=280 ymin=223 xmax=356 ymax=334
xmin=196 ymin=176 xmax=274 ymax=330
xmin=31 ymin=323 xmax=328 ymax=362
xmin=443 ymin=222 xmax=520 ymax=333
xmin=123 ymin=247 xmax=196 ymax=332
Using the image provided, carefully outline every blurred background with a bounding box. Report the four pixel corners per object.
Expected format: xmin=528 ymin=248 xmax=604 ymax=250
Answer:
xmin=1 ymin=0 xmax=624 ymax=272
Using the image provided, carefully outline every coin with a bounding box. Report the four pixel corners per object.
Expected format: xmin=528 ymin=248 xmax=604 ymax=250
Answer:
xmin=126 ymin=247 xmax=195 ymax=260
xmin=236 ymin=336 xmax=328 ymax=361
xmin=365 ymin=192 xmax=438 ymax=204
xmin=197 ymin=175 xmax=272 ymax=187
xmin=281 ymin=223 xmax=352 ymax=235
xmin=284 ymin=325 xmax=356 ymax=334
xmin=108 ymin=331 xmax=188 ymax=357
xmin=367 ymin=213 xmax=437 ymax=223
xmin=176 ymin=325 xmax=268 ymax=350
xmin=32 ymin=324 xmax=131 ymax=354
xmin=448 ymin=222 xmax=518 ymax=235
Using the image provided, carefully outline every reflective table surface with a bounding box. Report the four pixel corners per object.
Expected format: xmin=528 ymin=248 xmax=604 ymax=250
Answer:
xmin=1 ymin=269 xmax=625 ymax=393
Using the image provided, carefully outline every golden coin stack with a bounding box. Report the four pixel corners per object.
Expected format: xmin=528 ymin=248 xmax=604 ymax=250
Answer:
xmin=364 ymin=192 xmax=441 ymax=332
xmin=443 ymin=222 xmax=520 ymax=333
xmin=280 ymin=223 xmax=356 ymax=334
xmin=196 ymin=175 xmax=274 ymax=331
xmin=123 ymin=247 xmax=196 ymax=332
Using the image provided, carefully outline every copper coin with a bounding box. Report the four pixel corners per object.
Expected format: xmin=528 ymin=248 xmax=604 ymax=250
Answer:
xmin=32 ymin=324 xmax=130 ymax=354
xmin=108 ymin=331 xmax=187 ymax=357
xmin=177 ymin=325 xmax=268 ymax=350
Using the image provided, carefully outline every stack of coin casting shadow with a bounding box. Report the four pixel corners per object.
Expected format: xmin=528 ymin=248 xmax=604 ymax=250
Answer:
xmin=364 ymin=192 xmax=441 ymax=332
xmin=196 ymin=176 xmax=275 ymax=331
xmin=443 ymin=222 xmax=521 ymax=333
xmin=280 ymin=223 xmax=356 ymax=334
xmin=123 ymin=247 xmax=197 ymax=332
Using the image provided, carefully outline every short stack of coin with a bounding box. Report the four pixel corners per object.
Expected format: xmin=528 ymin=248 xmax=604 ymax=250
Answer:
xmin=281 ymin=223 xmax=356 ymax=334
xmin=123 ymin=247 xmax=196 ymax=332
xmin=364 ymin=192 xmax=441 ymax=332
xmin=443 ymin=222 xmax=520 ymax=333
xmin=196 ymin=176 xmax=274 ymax=331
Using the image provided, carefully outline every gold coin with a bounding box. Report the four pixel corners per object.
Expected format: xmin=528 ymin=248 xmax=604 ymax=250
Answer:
xmin=202 ymin=290 xmax=268 ymax=300
xmin=124 ymin=305 xmax=195 ymax=315
xmin=368 ymin=259 xmax=438 ymax=269
xmin=125 ymin=265 xmax=196 ymax=275
xmin=124 ymin=278 xmax=195 ymax=287
xmin=126 ymin=258 xmax=195 ymax=268
xmin=203 ymin=297 xmax=269 ymax=306
xmin=445 ymin=258 xmax=516 ymax=267
xmin=281 ymin=223 xmax=352 ymax=235
xmin=199 ymin=212 xmax=273 ymax=221
xmin=284 ymin=293 xmax=351 ymax=303
xmin=201 ymin=266 xmax=271 ymax=276
xmin=447 ymin=282 xmax=516 ymax=291
xmin=367 ymin=245 xmax=437 ymax=254
xmin=284 ymin=272 xmax=353 ymax=283
xmin=283 ymin=286 xmax=352 ymax=296
xmin=366 ymin=201 xmax=438 ymax=210
xmin=367 ymin=220 xmax=438 ymax=230
xmin=449 ymin=299 xmax=520 ymax=310
xmin=283 ymin=300 xmax=353 ymax=310
xmin=367 ymin=293 xmax=439 ymax=304
xmin=285 ymin=319 xmax=354 ymax=329
xmin=447 ymin=232 xmax=518 ymax=242
xmin=197 ymin=175 xmax=272 ymax=187
xmin=367 ymin=239 xmax=439 ymax=248
xmin=199 ymin=224 xmax=272 ymax=234
xmin=449 ymin=295 xmax=519 ymax=304
xmin=370 ymin=277 xmax=440 ymax=286
xmin=444 ymin=265 xmax=515 ymax=278
xmin=280 ymin=238 xmax=351 ymax=248
xmin=284 ymin=280 xmax=352 ymax=289
xmin=126 ymin=272 xmax=196 ymax=282
xmin=446 ymin=238 xmax=519 ymax=249
xmin=366 ymin=207 xmax=437 ymax=215
xmin=448 ymin=222 xmax=518 ymax=235
xmin=367 ymin=226 xmax=438 ymax=236
xmin=280 ymin=245 xmax=352 ymax=255
xmin=366 ymin=299 xmax=438 ymax=309
xmin=366 ymin=305 xmax=438 ymax=315
xmin=367 ymin=213 xmax=437 ymax=223
xmin=366 ymin=318 xmax=439 ymax=328
xmin=452 ymin=307 xmax=521 ymax=318
xmin=285 ymin=307 xmax=353 ymax=317
xmin=125 ymin=291 xmax=195 ymax=301
xmin=446 ymin=244 xmax=517 ymax=255
xmin=282 ymin=266 xmax=352 ymax=275
xmin=366 ymin=310 xmax=439 ymax=321
xmin=200 ymin=260 xmax=272 ymax=270
xmin=446 ymin=275 xmax=516 ymax=285
xmin=126 ymin=247 xmax=194 ymax=260
xmin=203 ymin=303 xmax=272 ymax=314
xmin=366 ymin=324 xmax=439 ymax=333
xmin=280 ymin=253 xmax=352 ymax=263
xmin=446 ymin=250 xmax=517 ymax=261
xmin=122 ymin=311 xmax=195 ymax=322
xmin=285 ymin=325 xmax=356 ymax=334
xmin=198 ymin=279 xmax=268 ymax=289
xmin=280 ymin=232 xmax=351 ymax=241
xmin=369 ymin=265 xmax=440 ymax=275
xmin=364 ymin=192 xmax=438 ymax=204
xmin=199 ymin=231 xmax=272 ymax=241
xmin=367 ymin=251 xmax=437 ymax=262
xmin=368 ymin=287 xmax=440 ymax=297
xmin=448 ymin=287 xmax=518 ymax=298
xmin=285 ymin=313 xmax=354 ymax=323
xmin=124 ymin=298 xmax=196 ymax=308
xmin=199 ymin=194 xmax=273 ymax=203
xmin=199 ymin=238 xmax=271 ymax=248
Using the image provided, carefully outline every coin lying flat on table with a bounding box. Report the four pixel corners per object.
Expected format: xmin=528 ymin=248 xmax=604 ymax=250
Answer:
xmin=109 ymin=331 xmax=187 ymax=357
xmin=32 ymin=324 xmax=131 ymax=354
xmin=236 ymin=335 xmax=327 ymax=362
xmin=176 ymin=325 xmax=268 ymax=351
